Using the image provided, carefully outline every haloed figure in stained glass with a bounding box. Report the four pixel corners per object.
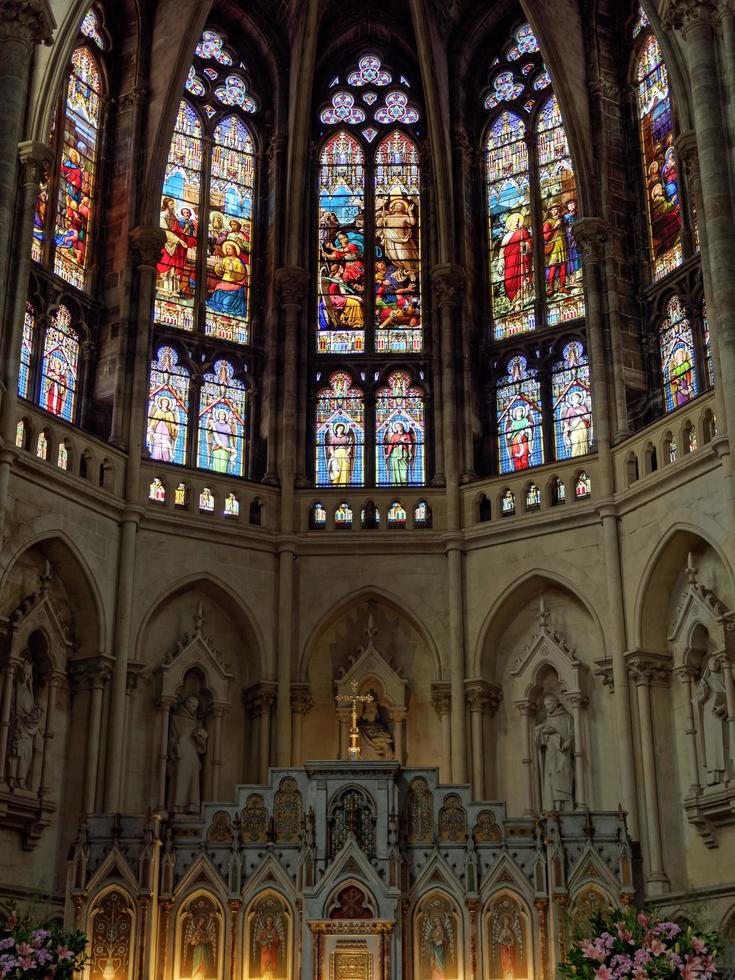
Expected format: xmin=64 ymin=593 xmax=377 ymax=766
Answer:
xmin=383 ymin=421 xmax=417 ymax=485
xmin=325 ymin=423 xmax=357 ymax=485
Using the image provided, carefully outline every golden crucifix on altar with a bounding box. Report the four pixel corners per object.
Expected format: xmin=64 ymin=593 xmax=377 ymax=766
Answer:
xmin=335 ymin=681 xmax=374 ymax=760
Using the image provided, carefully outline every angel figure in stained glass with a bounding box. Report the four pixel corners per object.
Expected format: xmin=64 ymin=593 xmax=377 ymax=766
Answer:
xmin=206 ymin=408 xmax=238 ymax=473
xmin=669 ymin=345 xmax=693 ymax=406
xmin=384 ymin=421 xmax=416 ymax=485
xmin=562 ymin=391 xmax=591 ymax=456
xmin=326 ymin=423 xmax=356 ymax=485
xmin=45 ymin=356 xmax=70 ymax=416
xmin=148 ymin=396 xmax=179 ymax=462
xmin=505 ymin=403 xmax=534 ymax=470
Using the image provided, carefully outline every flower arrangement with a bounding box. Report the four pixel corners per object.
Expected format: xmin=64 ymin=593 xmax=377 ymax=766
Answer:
xmin=560 ymin=906 xmax=721 ymax=980
xmin=0 ymin=904 xmax=87 ymax=980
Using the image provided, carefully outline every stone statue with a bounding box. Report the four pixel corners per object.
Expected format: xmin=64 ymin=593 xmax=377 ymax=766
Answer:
xmin=8 ymin=659 xmax=44 ymax=790
xmin=534 ymin=694 xmax=574 ymax=811
xmin=357 ymin=689 xmax=394 ymax=759
xmin=696 ymin=658 xmax=728 ymax=786
xmin=167 ymin=695 xmax=208 ymax=813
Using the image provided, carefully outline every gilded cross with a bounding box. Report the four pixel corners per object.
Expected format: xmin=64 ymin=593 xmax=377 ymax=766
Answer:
xmin=335 ymin=681 xmax=374 ymax=760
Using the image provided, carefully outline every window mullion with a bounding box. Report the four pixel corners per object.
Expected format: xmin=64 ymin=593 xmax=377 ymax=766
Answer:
xmin=43 ymin=89 xmax=66 ymax=270
xmin=365 ymin=147 xmax=375 ymax=356
xmin=197 ymin=134 xmax=215 ymax=335
xmin=527 ymin=129 xmax=545 ymax=333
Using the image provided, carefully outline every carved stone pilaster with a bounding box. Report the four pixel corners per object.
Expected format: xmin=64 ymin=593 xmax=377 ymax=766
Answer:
xmin=116 ymin=87 xmax=148 ymax=114
xmin=18 ymin=140 xmax=52 ymax=188
xmin=464 ymin=679 xmax=502 ymax=716
xmin=625 ymin=651 xmax=672 ymax=687
xmin=588 ymin=75 xmax=622 ymax=104
xmin=430 ymin=264 xmax=465 ymax=309
xmin=662 ymin=0 xmax=717 ymax=32
xmin=430 ymin=681 xmax=451 ymax=717
xmin=0 ymin=0 xmax=55 ymax=44
xmin=572 ymin=217 xmax=608 ymax=264
xmin=130 ymin=225 xmax=166 ymax=270
xmin=275 ymin=266 xmax=308 ymax=310
xmin=290 ymin=684 xmax=314 ymax=715
xmin=69 ymin=655 xmax=114 ymax=691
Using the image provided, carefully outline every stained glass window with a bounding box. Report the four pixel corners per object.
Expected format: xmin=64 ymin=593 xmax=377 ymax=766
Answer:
xmin=334 ymin=502 xmax=353 ymax=528
xmin=155 ymin=100 xmax=202 ymax=332
xmin=318 ymin=132 xmax=366 ymax=354
xmin=224 ymin=492 xmax=239 ymax=517
xmin=702 ymin=302 xmax=714 ymax=387
xmin=36 ymin=431 xmax=48 ymax=460
xmin=18 ymin=303 xmax=35 ymax=400
xmin=387 ymin=500 xmax=407 ymax=527
xmin=552 ymin=340 xmax=592 ymax=460
xmin=57 ymin=442 xmax=69 ymax=469
xmin=147 ymin=345 xmax=191 ymax=465
xmin=197 ymin=359 xmax=248 ymax=476
xmin=551 ymin=477 xmax=566 ymax=505
xmin=633 ymin=5 xmax=650 ymax=38
xmin=310 ymin=502 xmax=327 ymax=529
xmin=637 ymin=34 xmax=682 ymax=281
xmin=574 ymin=471 xmax=592 ymax=499
xmin=361 ymin=502 xmax=380 ymax=528
xmin=174 ymin=482 xmax=187 ymax=506
xmin=196 ymin=30 xmax=233 ymax=65
xmin=31 ymin=169 xmax=49 ymax=263
xmin=375 ymin=371 xmax=425 ymax=486
xmin=149 ymin=477 xmax=166 ymax=502
xmin=315 ymin=371 xmax=365 ymax=487
xmin=414 ymin=500 xmax=432 ymax=528
xmin=537 ymin=96 xmax=584 ymax=325
xmin=526 ymin=483 xmax=541 ymax=510
xmin=15 ymin=421 xmax=26 ymax=449
xmin=374 ymin=131 xmax=422 ymax=353
xmin=485 ymin=112 xmax=534 ymax=340
xmin=53 ymin=47 xmax=102 ymax=290
xmin=80 ymin=8 xmax=105 ymax=47
xmin=40 ymin=305 xmax=79 ymax=422
xmin=199 ymin=488 xmax=215 ymax=512
xmin=496 ymin=355 xmax=543 ymax=473
xmin=501 ymin=489 xmax=516 ymax=515
xmin=659 ymin=295 xmax=697 ymax=412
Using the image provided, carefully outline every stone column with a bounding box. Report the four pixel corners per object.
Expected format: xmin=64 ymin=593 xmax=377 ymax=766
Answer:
xmin=0 ymin=659 xmax=18 ymax=783
xmin=209 ymin=706 xmax=224 ymax=800
xmin=574 ymin=217 xmax=639 ymax=836
xmin=516 ymin=700 xmax=537 ymax=814
xmin=431 ymin=683 xmax=452 ymax=782
xmin=388 ymin=706 xmax=407 ymax=765
xmin=104 ymin=227 xmax=165 ymax=812
xmin=290 ymin=684 xmax=313 ymax=767
xmin=568 ymin=694 xmax=588 ymax=809
xmin=336 ymin=706 xmax=351 ymax=761
xmin=156 ymin=697 xmax=173 ymax=811
xmin=75 ymin=659 xmax=112 ymax=813
xmin=0 ymin=1 xmax=55 ymax=352
xmin=665 ymin=0 xmax=735 ymax=527
xmin=626 ymin=652 xmax=670 ymax=893
xmin=38 ymin=672 xmax=60 ymax=797
xmin=465 ymin=680 xmax=502 ymax=800
xmin=251 ymin=682 xmax=276 ymax=782
xmin=674 ymin=665 xmax=702 ymax=796
xmin=718 ymin=653 xmax=735 ymax=771
xmin=275 ymin=267 xmax=307 ymax=768
xmin=0 ymin=140 xmax=52 ymax=541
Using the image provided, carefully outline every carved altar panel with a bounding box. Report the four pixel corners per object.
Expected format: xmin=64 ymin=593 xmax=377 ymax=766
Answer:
xmin=329 ymin=787 xmax=376 ymax=858
xmin=473 ymin=810 xmax=501 ymax=843
xmin=274 ymin=776 xmax=302 ymax=843
xmin=330 ymin=944 xmax=372 ymax=980
xmin=568 ymin=886 xmax=614 ymax=938
xmin=87 ymin=889 xmax=135 ymax=980
xmin=438 ymin=794 xmax=466 ymax=843
xmin=175 ymin=892 xmax=224 ymax=980
xmin=207 ymin=810 xmax=235 ymax=843
xmin=407 ymin=778 xmax=433 ymax=843
xmin=484 ymin=892 xmax=532 ymax=980
xmin=242 ymin=793 xmax=269 ymax=843
xmin=413 ymin=892 xmax=462 ymax=980
xmin=246 ymin=892 xmax=291 ymax=980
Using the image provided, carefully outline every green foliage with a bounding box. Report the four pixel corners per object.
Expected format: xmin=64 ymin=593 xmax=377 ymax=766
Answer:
xmin=0 ymin=903 xmax=87 ymax=980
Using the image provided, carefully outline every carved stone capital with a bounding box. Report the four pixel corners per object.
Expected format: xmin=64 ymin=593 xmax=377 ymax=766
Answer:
xmin=117 ymin=87 xmax=148 ymax=114
xmin=588 ymin=76 xmax=622 ymax=103
xmin=0 ymin=0 xmax=55 ymax=45
xmin=662 ymin=0 xmax=718 ymax=32
xmin=431 ymin=681 xmax=451 ymax=717
xmin=515 ymin=698 xmax=536 ymax=717
xmin=673 ymin=663 xmax=700 ymax=684
xmin=464 ymin=679 xmax=502 ymax=715
xmin=130 ymin=225 xmax=166 ymax=269
xmin=290 ymin=683 xmax=314 ymax=715
xmin=594 ymin=657 xmax=615 ymax=691
xmin=245 ymin=681 xmax=277 ymax=716
xmin=18 ymin=140 xmax=52 ymax=187
xmin=267 ymin=133 xmax=286 ymax=165
xmin=69 ymin=655 xmax=114 ymax=690
xmin=625 ymin=650 xmax=672 ymax=687
xmin=430 ymin=264 xmax=465 ymax=309
xmin=275 ymin=266 xmax=308 ymax=310
xmin=572 ymin=217 xmax=608 ymax=262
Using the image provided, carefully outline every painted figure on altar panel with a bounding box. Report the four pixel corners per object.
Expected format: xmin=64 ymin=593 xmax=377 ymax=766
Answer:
xmin=487 ymin=895 xmax=530 ymax=980
xmin=696 ymin=658 xmax=728 ymax=786
xmin=534 ymin=694 xmax=574 ymax=811
xmin=179 ymin=895 xmax=220 ymax=980
xmin=416 ymin=895 xmax=460 ymax=980
xmin=357 ymin=690 xmax=394 ymax=759
xmin=88 ymin=890 xmax=134 ymax=980
xmin=248 ymin=895 xmax=288 ymax=980
xmin=167 ymin=695 xmax=208 ymax=813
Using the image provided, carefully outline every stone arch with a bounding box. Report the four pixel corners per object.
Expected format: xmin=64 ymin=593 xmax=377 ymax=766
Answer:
xmin=324 ymin=881 xmax=377 ymax=919
xmin=634 ymin=523 xmax=734 ymax=651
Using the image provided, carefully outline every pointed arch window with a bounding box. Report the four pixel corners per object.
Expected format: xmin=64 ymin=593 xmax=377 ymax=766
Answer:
xmin=659 ymin=295 xmax=697 ymax=412
xmin=18 ymin=303 xmax=36 ymax=401
xmin=375 ymin=370 xmax=425 ymax=486
xmin=147 ymin=345 xmax=191 ymax=465
xmin=484 ymin=26 xmax=585 ymax=342
xmin=40 ymin=306 xmax=80 ymax=423
xmin=154 ymin=29 xmax=258 ymax=347
xmin=315 ymin=371 xmax=365 ymax=487
xmin=197 ymin=358 xmax=248 ymax=476
xmin=496 ymin=354 xmax=544 ymax=474
xmin=635 ymin=32 xmax=683 ymax=281
xmin=552 ymin=340 xmax=592 ymax=460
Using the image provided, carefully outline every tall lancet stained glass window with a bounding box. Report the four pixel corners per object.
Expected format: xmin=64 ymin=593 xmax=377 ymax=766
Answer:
xmin=154 ymin=29 xmax=258 ymax=345
xmin=636 ymin=32 xmax=682 ymax=281
xmin=483 ymin=23 xmax=584 ymax=341
xmin=315 ymin=371 xmax=365 ymax=486
xmin=375 ymin=370 xmax=425 ymax=486
xmin=147 ymin=346 xmax=191 ymax=466
xmin=496 ymin=354 xmax=544 ymax=474
xmin=659 ymin=295 xmax=697 ymax=412
xmin=40 ymin=306 xmax=80 ymax=423
xmin=197 ymin=359 xmax=248 ymax=476
xmin=552 ymin=340 xmax=592 ymax=459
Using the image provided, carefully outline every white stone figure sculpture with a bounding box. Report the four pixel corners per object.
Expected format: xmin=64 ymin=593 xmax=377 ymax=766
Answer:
xmin=168 ymin=695 xmax=208 ymax=813
xmin=534 ymin=694 xmax=574 ymax=811
xmin=696 ymin=658 xmax=728 ymax=786
xmin=357 ymin=690 xmax=394 ymax=759
xmin=8 ymin=659 xmax=44 ymax=790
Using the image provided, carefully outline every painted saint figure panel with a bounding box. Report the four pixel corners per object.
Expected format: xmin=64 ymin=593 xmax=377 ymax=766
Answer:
xmin=155 ymin=101 xmax=202 ymax=332
xmin=496 ymin=355 xmax=544 ymax=473
xmin=53 ymin=47 xmax=102 ymax=291
xmin=177 ymin=894 xmax=220 ymax=980
xmin=537 ymin=96 xmax=584 ymax=325
xmin=317 ymin=132 xmax=366 ymax=354
xmin=248 ymin=895 xmax=289 ymax=979
xmin=147 ymin=346 xmax=191 ymax=465
xmin=196 ymin=359 xmax=247 ymax=476
xmin=205 ymin=116 xmax=254 ymax=345
xmin=486 ymin=112 xmax=535 ymax=341
xmin=637 ymin=34 xmax=683 ymax=281
xmin=315 ymin=371 xmax=365 ymax=486
xmin=40 ymin=306 xmax=80 ymax=422
xmin=659 ymin=295 xmax=697 ymax=412
xmin=486 ymin=894 xmax=531 ymax=980
xmin=374 ymin=130 xmax=422 ymax=353
xmin=552 ymin=340 xmax=592 ymax=459
xmin=375 ymin=370 xmax=425 ymax=486
xmin=415 ymin=894 xmax=460 ymax=980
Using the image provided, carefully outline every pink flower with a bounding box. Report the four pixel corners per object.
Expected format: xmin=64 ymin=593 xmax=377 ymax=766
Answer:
xmin=681 ymin=966 xmax=698 ymax=980
xmin=19 ymin=955 xmax=35 ymax=969
xmin=17 ymin=943 xmax=32 ymax=957
xmin=56 ymin=945 xmax=72 ymax=961
xmin=594 ymin=967 xmax=614 ymax=980
xmin=691 ymin=938 xmax=706 ymax=954
xmin=637 ymin=914 xmax=649 ymax=929
xmin=648 ymin=939 xmax=666 ymax=956
xmin=617 ymin=928 xmax=633 ymax=943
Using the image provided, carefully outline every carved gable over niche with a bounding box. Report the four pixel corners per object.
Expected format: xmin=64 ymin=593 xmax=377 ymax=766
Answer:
xmin=335 ymin=605 xmax=407 ymax=712
xmin=158 ymin=602 xmax=233 ymax=706
xmin=511 ymin=597 xmax=587 ymax=703
xmin=669 ymin=553 xmax=735 ymax=666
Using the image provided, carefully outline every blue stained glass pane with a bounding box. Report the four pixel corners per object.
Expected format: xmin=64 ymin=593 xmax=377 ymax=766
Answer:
xmin=18 ymin=303 xmax=35 ymax=399
xmin=552 ymin=340 xmax=593 ymax=460
xmin=659 ymin=295 xmax=698 ymax=412
xmin=496 ymin=354 xmax=544 ymax=473
xmin=40 ymin=306 xmax=79 ymax=422
xmin=197 ymin=359 xmax=247 ymax=476
xmin=147 ymin=345 xmax=191 ymax=465
xmin=315 ymin=371 xmax=365 ymax=486
xmin=375 ymin=370 xmax=425 ymax=487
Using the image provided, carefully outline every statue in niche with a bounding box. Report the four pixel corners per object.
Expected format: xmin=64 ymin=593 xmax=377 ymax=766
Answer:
xmin=167 ymin=695 xmax=208 ymax=813
xmin=534 ymin=693 xmax=574 ymax=811
xmin=8 ymin=658 xmax=44 ymax=790
xmin=357 ymin=689 xmax=394 ymax=759
xmin=696 ymin=658 xmax=728 ymax=786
